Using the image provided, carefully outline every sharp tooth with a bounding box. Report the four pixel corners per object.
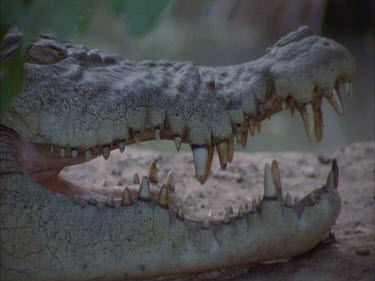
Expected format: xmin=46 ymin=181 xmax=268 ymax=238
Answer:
xmin=271 ymin=160 xmax=282 ymax=197
xmin=248 ymin=117 xmax=256 ymax=136
xmin=49 ymin=144 xmax=54 ymax=152
xmin=286 ymin=96 xmax=295 ymax=117
xmin=71 ymin=148 xmax=78 ymax=158
xmin=118 ymin=141 xmax=126 ymax=153
xmin=60 ymin=147 xmax=66 ymax=158
xmin=285 ymin=192 xmax=292 ymax=207
xmin=132 ymin=173 xmax=140 ymax=184
xmin=165 ymin=171 xmax=175 ymax=190
xmin=105 ymin=194 xmax=115 ymax=208
xmin=223 ymin=209 xmax=231 ymax=224
xmin=251 ymin=199 xmax=258 ymax=212
xmin=264 ymin=164 xmax=277 ymax=198
xmin=174 ymin=136 xmax=182 ymax=151
xmin=155 ymin=128 xmax=161 ymax=140
xmin=202 ymin=218 xmax=210 ymax=229
xmin=148 ymin=161 xmax=158 ymax=183
xmin=241 ymin=123 xmax=248 ymax=148
xmin=326 ymin=88 xmax=344 ymax=115
xmin=300 ymin=103 xmax=314 ymax=142
xmin=235 ymin=125 xmax=242 ymax=144
xmin=256 ymin=122 xmax=261 ymax=134
xmin=343 ymin=81 xmax=352 ymax=96
xmin=324 ymin=170 xmax=334 ymax=192
xmin=228 ymin=205 xmax=233 ymax=215
xmin=238 ymin=205 xmax=244 ymax=218
xmin=122 ymin=187 xmax=132 ymax=205
xmin=102 ymin=145 xmax=110 ymax=160
xmin=244 ymin=202 xmax=250 ymax=211
xmin=204 ymin=145 xmax=214 ymax=182
xmin=309 ymin=193 xmax=316 ymax=205
xmin=176 ymin=205 xmax=184 ymax=220
xmin=88 ymin=195 xmax=97 ymax=206
xmin=216 ymin=141 xmax=228 ymax=170
xmin=228 ymin=137 xmax=234 ymax=163
xmin=85 ymin=149 xmax=92 ymax=161
xmin=192 ymin=145 xmax=208 ymax=185
xmin=313 ymin=106 xmax=323 ymax=143
xmin=138 ymin=176 xmax=151 ymax=200
xmin=101 ymin=179 xmax=108 ymax=187
xmin=117 ymin=179 xmax=125 ymax=186
xmin=158 ymin=184 xmax=169 ymax=207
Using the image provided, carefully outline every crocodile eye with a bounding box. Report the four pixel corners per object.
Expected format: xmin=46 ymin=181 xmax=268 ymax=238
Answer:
xmin=26 ymin=41 xmax=67 ymax=65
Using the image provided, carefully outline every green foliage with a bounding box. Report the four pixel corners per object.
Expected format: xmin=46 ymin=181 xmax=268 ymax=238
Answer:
xmin=0 ymin=0 xmax=173 ymax=115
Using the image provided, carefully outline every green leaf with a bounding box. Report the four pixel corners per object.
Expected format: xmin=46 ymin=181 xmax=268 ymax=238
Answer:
xmin=109 ymin=0 xmax=173 ymax=37
xmin=0 ymin=52 xmax=24 ymax=115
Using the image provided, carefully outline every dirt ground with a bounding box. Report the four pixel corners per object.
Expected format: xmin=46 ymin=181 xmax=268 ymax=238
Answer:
xmin=63 ymin=141 xmax=375 ymax=281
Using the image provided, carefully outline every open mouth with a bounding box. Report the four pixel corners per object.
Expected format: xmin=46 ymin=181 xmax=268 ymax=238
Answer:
xmin=15 ymin=80 xmax=350 ymax=222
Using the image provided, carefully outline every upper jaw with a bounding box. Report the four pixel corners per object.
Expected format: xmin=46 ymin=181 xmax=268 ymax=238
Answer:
xmin=1 ymin=26 xmax=355 ymax=184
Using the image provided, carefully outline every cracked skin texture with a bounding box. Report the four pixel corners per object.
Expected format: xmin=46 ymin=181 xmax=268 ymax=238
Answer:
xmin=0 ymin=26 xmax=355 ymax=280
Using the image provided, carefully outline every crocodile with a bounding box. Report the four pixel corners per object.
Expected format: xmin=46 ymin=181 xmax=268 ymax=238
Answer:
xmin=0 ymin=26 xmax=355 ymax=280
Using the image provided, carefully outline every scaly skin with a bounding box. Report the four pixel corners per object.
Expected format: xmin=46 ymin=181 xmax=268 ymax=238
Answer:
xmin=0 ymin=26 xmax=355 ymax=280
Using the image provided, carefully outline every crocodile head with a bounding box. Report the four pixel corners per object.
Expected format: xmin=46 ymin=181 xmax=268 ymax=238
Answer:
xmin=0 ymin=26 xmax=355 ymax=280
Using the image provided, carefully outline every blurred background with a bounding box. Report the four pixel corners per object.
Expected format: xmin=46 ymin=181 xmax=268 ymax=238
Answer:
xmin=1 ymin=0 xmax=374 ymax=153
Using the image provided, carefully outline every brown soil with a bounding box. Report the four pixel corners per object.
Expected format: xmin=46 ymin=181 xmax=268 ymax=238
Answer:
xmin=63 ymin=141 xmax=375 ymax=281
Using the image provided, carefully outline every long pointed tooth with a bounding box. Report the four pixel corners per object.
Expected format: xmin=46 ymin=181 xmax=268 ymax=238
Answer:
xmin=324 ymin=170 xmax=334 ymax=192
xmin=138 ymin=176 xmax=151 ymax=200
xmin=88 ymin=195 xmax=97 ymax=206
xmin=204 ymin=145 xmax=214 ymax=182
xmin=300 ymin=103 xmax=314 ymax=142
xmin=202 ymin=218 xmax=210 ymax=229
xmin=228 ymin=137 xmax=234 ymax=163
xmin=235 ymin=125 xmax=242 ymax=145
xmin=155 ymin=128 xmax=161 ymax=140
xmin=84 ymin=149 xmax=92 ymax=161
xmin=248 ymin=117 xmax=256 ymax=136
xmin=271 ymin=160 xmax=282 ymax=197
xmin=101 ymin=179 xmax=108 ymax=187
xmin=158 ymin=184 xmax=169 ymax=207
xmin=174 ymin=136 xmax=182 ymax=151
xmin=102 ymin=145 xmax=110 ymax=160
xmin=192 ymin=145 xmax=208 ymax=185
xmin=256 ymin=122 xmax=261 ymax=134
xmin=223 ymin=209 xmax=231 ymax=224
xmin=122 ymin=187 xmax=132 ymax=205
xmin=228 ymin=205 xmax=233 ymax=215
xmin=165 ymin=171 xmax=175 ymax=190
xmin=343 ymin=81 xmax=352 ymax=96
xmin=132 ymin=173 xmax=140 ymax=184
xmin=118 ymin=141 xmax=126 ymax=153
xmin=241 ymin=122 xmax=249 ymax=148
xmin=264 ymin=164 xmax=277 ymax=198
xmin=314 ymin=106 xmax=323 ymax=143
xmin=176 ymin=205 xmax=184 ymax=220
xmin=285 ymin=192 xmax=292 ymax=207
xmin=326 ymin=88 xmax=344 ymax=115
xmin=244 ymin=202 xmax=249 ymax=211
xmin=251 ymin=199 xmax=258 ymax=212
xmin=60 ymin=147 xmax=66 ymax=158
xmin=216 ymin=141 xmax=228 ymax=171
xmin=238 ymin=205 xmax=244 ymax=217
xmin=117 ymin=179 xmax=125 ymax=186
xmin=71 ymin=148 xmax=78 ymax=158
xmin=105 ymin=194 xmax=115 ymax=208
xmin=148 ymin=161 xmax=158 ymax=183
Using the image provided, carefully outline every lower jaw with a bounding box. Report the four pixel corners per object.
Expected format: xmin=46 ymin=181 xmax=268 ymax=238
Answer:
xmin=1 ymin=144 xmax=341 ymax=281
